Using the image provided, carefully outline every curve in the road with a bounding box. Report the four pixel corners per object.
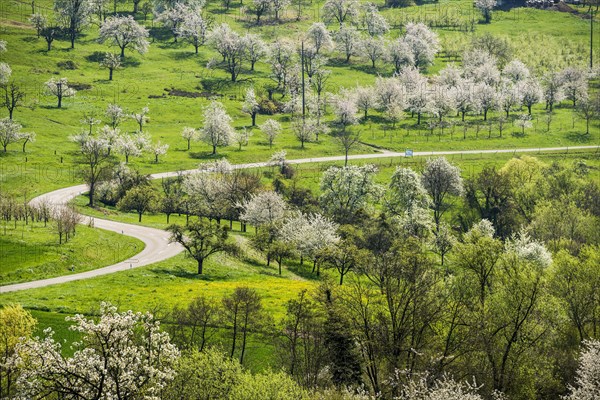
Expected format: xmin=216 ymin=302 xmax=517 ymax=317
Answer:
xmin=1 ymin=145 xmax=598 ymax=293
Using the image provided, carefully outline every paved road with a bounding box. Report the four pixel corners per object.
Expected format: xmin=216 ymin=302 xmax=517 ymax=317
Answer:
xmin=1 ymin=145 xmax=598 ymax=293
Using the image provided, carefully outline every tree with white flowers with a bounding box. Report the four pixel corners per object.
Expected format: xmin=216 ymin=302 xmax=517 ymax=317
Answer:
xmin=0 ymin=63 xmax=10 ymax=86
xmin=360 ymin=36 xmax=385 ymax=68
xmin=271 ymin=0 xmax=290 ymax=21
xmin=0 ymin=118 xmax=22 ymax=152
xmin=322 ymin=0 xmax=359 ymax=27
xmin=157 ymin=3 xmax=191 ymax=42
xmin=498 ymin=79 xmax=522 ymax=118
xmin=452 ymin=80 xmax=475 ymax=122
xmin=421 ymin=157 xmax=463 ymax=231
xmin=474 ymin=82 xmax=498 ymax=121
xmin=565 ymin=340 xmax=600 ymax=400
xmin=70 ymin=134 xmax=112 ymax=207
xmin=98 ymin=15 xmax=149 ymax=58
xmin=208 ymin=24 xmax=247 ymax=81
xmin=374 ymin=77 xmax=404 ymax=113
xmin=243 ymin=33 xmax=267 ymax=70
xmin=292 ymin=117 xmax=319 ymax=148
xmin=502 ymin=59 xmax=530 ymax=83
xmin=130 ymin=106 xmax=149 ymax=132
xmin=242 ymin=87 xmax=260 ymax=126
xmin=44 ymin=77 xmax=76 ymax=108
xmin=354 ymin=86 xmax=376 ymax=119
xmin=335 ymin=25 xmax=360 ymax=62
xmin=542 ymin=71 xmax=564 ymax=112
xmin=385 ymin=166 xmax=431 ymax=217
xmin=116 ymin=132 xmax=149 ymax=163
xmin=305 ymin=23 xmax=333 ymax=55
xmin=404 ymin=22 xmax=440 ymax=69
xmin=519 ymin=78 xmax=543 ymax=114
xmin=106 ymin=103 xmax=124 ymax=128
xmin=560 ymin=67 xmax=588 ymax=107
xmin=54 ymin=0 xmax=90 ymax=48
xmin=177 ymin=13 xmax=208 ymax=54
xmin=13 ymin=303 xmax=179 ymax=399
xmin=387 ymin=38 xmax=414 ymax=74
xmin=319 ymin=164 xmax=382 ymax=224
xmin=475 ymin=0 xmax=496 ymax=23
xmin=240 ymin=191 xmax=287 ymax=228
xmin=260 ymin=119 xmax=282 ymax=149
xmin=332 ymin=92 xmax=358 ymax=131
xmin=200 ymin=101 xmax=234 ymax=154
xmin=181 ymin=126 xmax=197 ymax=150
xmin=150 ymin=141 xmax=169 ymax=163
xmin=361 ymin=2 xmax=388 ymax=37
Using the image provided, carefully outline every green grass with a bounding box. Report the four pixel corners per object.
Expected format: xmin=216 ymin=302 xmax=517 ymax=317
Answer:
xmin=0 ymin=0 xmax=597 ymax=200
xmin=0 ymin=221 xmax=144 ymax=285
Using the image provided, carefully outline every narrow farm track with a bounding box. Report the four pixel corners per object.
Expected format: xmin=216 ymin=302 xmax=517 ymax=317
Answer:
xmin=1 ymin=145 xmax=598 ymax=293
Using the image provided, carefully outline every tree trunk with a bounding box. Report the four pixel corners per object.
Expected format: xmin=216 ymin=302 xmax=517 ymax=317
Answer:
xmin=251 ymin=113 xmax=256 ymax=126
xmin=212 ymin=145 xmax=216 ymax=154
xmin=109 ymin=68 xmax=113 ymax=81
xmin=120 ymin=46 xmax=125 ymax=58
xmin=138 ymin=212 xmax=142 ymax=222
xmin=197 ymin=258 xmax=204 ymax=274
xmin=57 ymin=95 xmax=62 ymax=108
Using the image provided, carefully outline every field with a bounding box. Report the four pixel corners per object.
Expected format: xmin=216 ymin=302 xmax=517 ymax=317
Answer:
xmin=1 ymin=0 xmax=599 ymax=396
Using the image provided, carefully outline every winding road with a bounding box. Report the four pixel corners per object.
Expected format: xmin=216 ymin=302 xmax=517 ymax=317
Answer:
xmin=1 ymin=145 xmax=598 ymax=293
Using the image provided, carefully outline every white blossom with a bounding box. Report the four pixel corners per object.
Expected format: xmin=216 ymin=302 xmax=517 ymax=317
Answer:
xmin=98 ymin=15 xmax=149 ymax=57
xmin=240 ymin=191 xmax=287 ymax=227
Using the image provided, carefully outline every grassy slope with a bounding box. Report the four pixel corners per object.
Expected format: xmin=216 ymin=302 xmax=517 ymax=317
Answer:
xmin=0 ymin=221 xmax=144 ymax=285
xmin=0 ymin=0 xmax=598 ymax=199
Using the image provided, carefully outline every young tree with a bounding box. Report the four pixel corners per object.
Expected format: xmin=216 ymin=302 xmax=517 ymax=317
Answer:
xmin=116 ymin=133 xmax=149 ymax=163
xmin=0 ymin=118 xmax=22 ymax=152
xmin=1 ymin=82 xmax=24 ymax=120
xmin=334 ymin=25 xmax=360 ymax=62
xmin=242 ymin=87 xmax=260 ymax=126
xmin=14 ymin=303 xmax=179 ymax=398
xmin=260 ymin=119 xmax=282 ymax=148
xmin=98 ymin=15 xmax=149 ymax=58
xmin=106 ymin=103 xmax=124 ymax=128
xmin=200 ymin=101 xmax=234 ymax=154
xmin=177 ymin=13 xmax=208 ymax=54
xmin=222 ymin=287 xmax=264 ymax=364
xmin=54 ymin=0 xmax=90 ymax=48
xmin=44 ymin=77 xmax=76 ymax=108
xmin=322 ymin=0 xmax=359 ymax=27
xmin=53 ymin=205 xmax=81 ymax=244
xmin=71 ymin=135 xmax=113 ymax=207
xmin=421 ymin=157 xmax=464 ymax=231
xmin=100 ymin=52 xmax=122 ymax=80
xmin=150 ymin=141 xmax=169 ymax=163
xmin=291 ymin=117 xmax=318 ymax=149
xmin=353 ymin=86 xmax=376 ymax=120
xmin=561 ymin=67 xmax=588 ymax=107
xmin=475 ymin=0 xmax=496 ymax=23
xmin=577 ymin=96 xmax=598 ymax=135
xmin=181 ymin=126 xmax=197 ymax=150
xmin=168 ymin=295 xmax=218 ymax=351
xmin=20 ymin=131 xmax=36 ymax=153
xmin=117 ymin=184 xmax=158 ymax=222
xmin=130 ymin=106 xmax=149 ymax=132
xmin=515 ymin=113 xmax=532 ymax=135
xmin=473 ymin=82 xmax=498 ymax=121
xmin=168 ymin=219 xmax=238 ymax=274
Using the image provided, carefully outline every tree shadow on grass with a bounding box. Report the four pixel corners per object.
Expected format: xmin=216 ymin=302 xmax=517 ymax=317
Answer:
xmin=286 ymin=262 xmax=321 ymax=281
xmin=566 ymin=132 xmax=593 ymax=143
xmin=150 ymin=265 xmax=222 ymax=281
